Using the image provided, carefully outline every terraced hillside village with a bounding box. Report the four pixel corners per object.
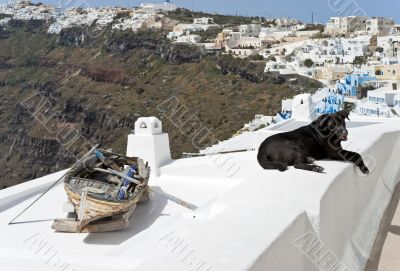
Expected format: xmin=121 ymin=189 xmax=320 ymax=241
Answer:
xmin=0 ymin=9 xmax=322 ymax=188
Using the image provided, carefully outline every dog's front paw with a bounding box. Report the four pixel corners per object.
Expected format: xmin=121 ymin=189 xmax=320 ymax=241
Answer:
xmin=278 ymin=165 xmax=288 ymax=172
xmin=359 ymin=165 xmax=369 ymax=175
xmin=311 ymin=165 xmax=325 ymax=173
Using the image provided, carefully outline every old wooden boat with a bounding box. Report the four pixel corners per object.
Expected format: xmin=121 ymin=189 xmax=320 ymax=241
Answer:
xmin=52 ymin=149 xmax=150 ymax=233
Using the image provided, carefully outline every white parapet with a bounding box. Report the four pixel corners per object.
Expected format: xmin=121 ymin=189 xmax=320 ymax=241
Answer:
xmin=2 ymin=117 xmax=400 ymax=271
xmin=127 ymin=117 xmax=172 ymax=176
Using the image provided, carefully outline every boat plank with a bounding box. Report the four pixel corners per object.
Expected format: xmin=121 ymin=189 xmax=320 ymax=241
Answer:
xmin=52 ymin=204 xmax=137 ymax=233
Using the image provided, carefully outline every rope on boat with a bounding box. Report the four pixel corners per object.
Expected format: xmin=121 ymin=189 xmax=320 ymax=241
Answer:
xmin=8 ymin=145 xmax=99 ymax=225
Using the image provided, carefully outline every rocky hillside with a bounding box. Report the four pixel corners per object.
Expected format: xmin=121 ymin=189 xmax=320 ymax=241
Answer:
xmin=0 ymin=18 xmax=322 ymax=188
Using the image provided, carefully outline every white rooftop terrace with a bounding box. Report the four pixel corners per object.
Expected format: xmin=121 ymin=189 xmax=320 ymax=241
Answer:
xmin=1 ymin=114 xmax=400 ymax=270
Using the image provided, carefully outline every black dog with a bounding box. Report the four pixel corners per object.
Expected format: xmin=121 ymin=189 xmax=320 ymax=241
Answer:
xmin=257 ymin=110 xmax=369 ymax=174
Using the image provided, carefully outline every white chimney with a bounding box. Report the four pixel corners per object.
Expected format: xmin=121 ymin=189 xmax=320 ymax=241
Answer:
xmin=291 ymin=93 xmax=317 ymax=121
xmin=126 ymin=117 xmax=172 ymax=176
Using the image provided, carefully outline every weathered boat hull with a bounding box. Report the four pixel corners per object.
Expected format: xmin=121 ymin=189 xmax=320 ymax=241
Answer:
xmin=65 ymin=181 xmax=147 ymax=231
xmin=52 ymin=150 xmax=150 ymax=233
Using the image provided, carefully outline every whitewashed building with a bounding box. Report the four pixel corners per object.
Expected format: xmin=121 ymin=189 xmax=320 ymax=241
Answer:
xmin=297 ymin=37 xmax=369 ymax=65
xmin=366 ymin=17 xmax=395 ymax=35
xmin=265 ymin=61 xmax=297 ymax=75
xmin=239 ymin=24 xmax=261 ymax=37
xmin=355 ymin=87 xmax=400 ymax=117
xmin=47 ymin=22 xmax=63 ymax=34
xmin=325 ymin=16 xmax=368 ymax=35
xmin=0 ymin=17 xmax=11 ymax=27
xmin=366 ymin=87 xmax=398 ymax=106
xmin=275 ymin=17 xmax=302 ymax=27
xmin=140 ymin=1 xmax=177 ymax=14
xmin=176 ymin=33 xmax=201 ymax=44
xmin=193 ymin=17 xmax=214 ymax=25
xmin=236 ymin=37 xmax=262 ymax=49
xmin=167 ymin=31 xmax=183 ymax=40
xmin=357 ymin=100 xmax=394 ymax=117
xmin=173 ymin=18 xmax=219 ymax=33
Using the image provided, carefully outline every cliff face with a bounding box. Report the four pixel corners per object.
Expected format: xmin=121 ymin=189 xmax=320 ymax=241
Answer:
xmin=103 ymin=31 xmax=205 ymax=64
xmin=58 ymin=27 xmax=205 ymax=65
xmin=0 ymin=20 xmax=322 ymax=188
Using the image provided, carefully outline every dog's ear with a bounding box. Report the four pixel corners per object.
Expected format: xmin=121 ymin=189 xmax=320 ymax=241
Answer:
xmin=313 ymin=114 xmax=331 ymax=129
xmin=335 ymin=110 xmax=350 ymax=121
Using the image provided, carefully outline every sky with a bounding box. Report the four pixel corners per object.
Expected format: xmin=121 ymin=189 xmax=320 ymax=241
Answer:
xmin=2 ymin=0 xmax=400 ymax=23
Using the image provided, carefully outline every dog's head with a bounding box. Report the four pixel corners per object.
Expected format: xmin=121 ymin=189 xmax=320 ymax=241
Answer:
xmin=312 ymin=110 xmax=350 ymax=142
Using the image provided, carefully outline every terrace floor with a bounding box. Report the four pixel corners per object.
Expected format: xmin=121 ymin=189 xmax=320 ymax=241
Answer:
xmin=365 ymin=182 xmax=400 ymax=271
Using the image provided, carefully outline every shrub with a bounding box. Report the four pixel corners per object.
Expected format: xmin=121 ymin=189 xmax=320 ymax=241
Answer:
xmin=312 ymin=32 xmax=331 ymax=39
xmin=353 ymin=56 xmax=368 ymax=65
xmin=248 ymin=54 xmax=264 ymax=61
xmin=304 ymin=58 xmax=314 ymax=68
xmin=267 ymin=55 xmax=276 ymax=62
